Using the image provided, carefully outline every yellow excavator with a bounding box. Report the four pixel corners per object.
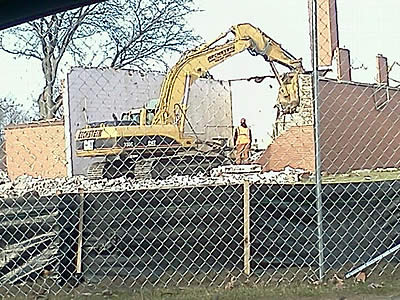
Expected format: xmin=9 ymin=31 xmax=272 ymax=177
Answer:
xmin=75 ymin=23 xmax=305 ymax=179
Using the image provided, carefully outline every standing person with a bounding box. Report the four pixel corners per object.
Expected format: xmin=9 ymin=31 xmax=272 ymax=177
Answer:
xmin=233 ymin=118 xmax=252 ymax=165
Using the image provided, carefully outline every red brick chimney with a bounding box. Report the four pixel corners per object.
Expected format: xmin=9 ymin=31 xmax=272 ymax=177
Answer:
xmin=376 ymin=54 xmax=389 ymax=85
xmin=336 ymin=48 xmax=351 ymax=81
xmin=309 ymin=0 xmax=339 ymax=67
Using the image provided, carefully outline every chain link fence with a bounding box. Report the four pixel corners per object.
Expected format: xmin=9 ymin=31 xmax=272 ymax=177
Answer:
xmin=312 ymin=0 xmax=400 ymax=281
xmin=1 ymin=0 xmax=400 ymax=297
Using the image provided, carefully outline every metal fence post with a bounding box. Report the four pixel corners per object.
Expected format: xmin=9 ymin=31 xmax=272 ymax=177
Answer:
xmin=243 ymin=180 xmax=250 ymax=276
xmin=311 ymin=0 xmax=325 ymax=280
xmin=76 ymin=188 xmax=84 ymax=274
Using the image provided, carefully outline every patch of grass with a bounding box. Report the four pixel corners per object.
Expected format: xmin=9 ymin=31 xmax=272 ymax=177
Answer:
xmin=124 ymin=279 xmax=400 ymax=300
xmin=12 ymin=270 xmax=398 ymax=300
xmin=301 ymin=169 xmax=400 ymax=184
xmin=322 ymin=169 xmax=400 ymax=184
xmin=68 ymin=282 xmax=400 ymax=300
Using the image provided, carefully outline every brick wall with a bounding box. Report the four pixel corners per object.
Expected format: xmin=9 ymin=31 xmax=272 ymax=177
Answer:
xmin=273 ymin=74 xmax=313 ymax=137
xmin=4 ymin=120 xmax=67 ymax=180
xmin=259 ymin=77 xmax=400 ymax=174
xmin=319 ymin=79 xmax=400 ymax=173
xmin=258 ymin=125 xmax=315 ymax=172
xmin=258 ymin=74 xmax=315 ymax=172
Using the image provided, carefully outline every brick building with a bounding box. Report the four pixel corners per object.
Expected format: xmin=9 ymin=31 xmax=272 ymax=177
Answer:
xmin=258 ymin=0 xmax=400 ymax=174
xmin=4 ymin=120 xmax=67 ymax=180
xmin=258 ymin=63 xmax=400 ymax=174
xmin=319 ymin=78 xmax=400 ymax=173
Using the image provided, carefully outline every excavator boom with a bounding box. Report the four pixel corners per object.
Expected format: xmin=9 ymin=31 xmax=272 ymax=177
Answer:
xmin=152 ymin=23 xmax=304 ymax=127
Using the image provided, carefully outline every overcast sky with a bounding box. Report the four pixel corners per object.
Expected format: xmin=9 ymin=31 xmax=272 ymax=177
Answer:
xmin=1 ymin=0 xmax=400 ymax=147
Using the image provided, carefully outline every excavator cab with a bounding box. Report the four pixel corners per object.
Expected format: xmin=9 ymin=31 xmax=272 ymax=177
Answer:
xmin=121 ymin=109 xmax=141 ymax=124
xmin=120 ymin=98 xmax=158 ymax=126
xmin=144 ymin=98 xmax=158 ymax=125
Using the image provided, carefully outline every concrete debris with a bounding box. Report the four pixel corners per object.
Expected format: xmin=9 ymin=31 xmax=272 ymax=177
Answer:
xmin=0 ymin=166 xmax=307 ymax=198
xmin=211 ymin=164 xmax=262 ymax=176
xmin=332 ymin=274 xmax=345 ymax=288
xmin=224 ymin=276 xmax=237 ymax=290
xmin=0 ymin=169 xmax=10 ymax=184
xmin=248 ymin=150 xmax=264 ymax=163
xmin=102 ymin=289 xmax=113 ymax=296
xmin=355 ymin=271 xmax=367 ymax=283
xmin=376 ymin=167 xmax=398 ymax=172
xmin=210 ymin=165 xmax=306 ymax=184
xmin=0 ymin=232 xmax=58 ymax=285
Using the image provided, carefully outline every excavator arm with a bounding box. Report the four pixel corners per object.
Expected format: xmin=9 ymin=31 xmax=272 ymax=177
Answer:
xmin=152 ymin=23 xmax=304 ymax=128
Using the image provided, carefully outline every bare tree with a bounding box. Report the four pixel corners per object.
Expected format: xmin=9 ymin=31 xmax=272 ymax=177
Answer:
xmin=0 ymin=0 xmax=200 ymax=119
xmin=0 ymin=97 xmax=33 ymax=141
xmin=0 ymin=97 xmax=35 ymax=171
xmin=0 ymin=5 xmax=102 ymax=119
xmin=98 ymin=0 xmax=200 ymax=70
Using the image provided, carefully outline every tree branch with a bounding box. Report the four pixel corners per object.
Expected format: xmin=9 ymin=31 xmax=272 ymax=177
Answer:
xmin=0 ymin=0 xmax=200 ymax=119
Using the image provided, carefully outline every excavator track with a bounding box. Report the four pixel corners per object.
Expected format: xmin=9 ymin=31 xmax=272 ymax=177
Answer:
xmin=86 ymin=152 xmax=231 ymax=180
xmin=144 ymin=153 xmax=231 ymax=180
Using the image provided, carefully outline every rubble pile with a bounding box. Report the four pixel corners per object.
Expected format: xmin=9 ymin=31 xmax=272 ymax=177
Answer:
xmin=248 ymin=150 xmax=264 ymax=163
xmin=0 ymin=166 xmax=307 ymax=198
xmin=0 ymin=169 xmax=10 ymax=184
xmin=211 ymin=165 xmax=307 ymax=183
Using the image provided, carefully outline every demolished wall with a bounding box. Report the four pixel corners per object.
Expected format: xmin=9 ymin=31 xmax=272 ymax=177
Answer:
xmin=65 ymin=68 xmax=233 ymax=176
xmin=258 ymin=126 xmax=315 ymax=172
xmin=259 ymin=74 xmax=315 ymax=172
xmin=259 ymin=76 xmax=400 ymax=174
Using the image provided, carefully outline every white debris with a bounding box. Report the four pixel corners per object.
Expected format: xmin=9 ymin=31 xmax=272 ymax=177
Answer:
xmin=0 ymin=166 xmax=307 ymax=199
xmin=211 ymin=164 xmax=262 ymax=176
xmin=0 ymin=169 xmax=10 ymax=184
xmin=248 ymin=150 xmax=264 ymax=163
xmin=210 ymin=165 xmax=306 ymax=184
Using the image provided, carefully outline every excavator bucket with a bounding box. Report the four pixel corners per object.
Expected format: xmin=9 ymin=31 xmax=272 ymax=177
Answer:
xmin=276 ymin=72 xmax=301 ymax=114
